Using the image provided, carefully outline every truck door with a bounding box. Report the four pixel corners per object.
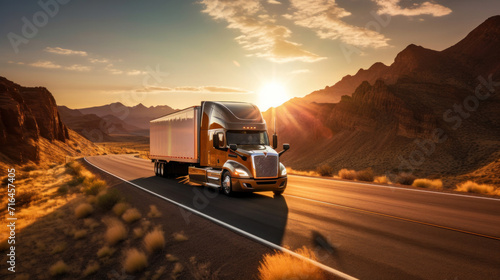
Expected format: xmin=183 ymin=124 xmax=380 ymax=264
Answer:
xmin=211 ymin=130 xmax=226 ymax=168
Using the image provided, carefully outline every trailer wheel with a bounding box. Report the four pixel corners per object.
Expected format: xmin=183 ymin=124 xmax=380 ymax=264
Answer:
xmin=159 ymin=163 xmax=164 ymax=177
xmin=221 ymin=171 xmax=233 ymax=196
xmin=154 ymin=162 xmax=158 ymax=176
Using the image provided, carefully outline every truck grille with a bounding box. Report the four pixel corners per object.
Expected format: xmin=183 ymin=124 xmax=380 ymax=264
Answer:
xmin=253 ymin=155 xmax=278 ymax=178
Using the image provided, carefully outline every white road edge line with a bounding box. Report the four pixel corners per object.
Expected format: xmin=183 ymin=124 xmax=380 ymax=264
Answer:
xmin=84 ymin=157 xmax=358 ymax=280
xmin=289 ymin=175 xmax=500 ymax=202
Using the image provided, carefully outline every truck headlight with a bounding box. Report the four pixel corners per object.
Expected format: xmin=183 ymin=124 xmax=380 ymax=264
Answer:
xmin=234 ymin=168 xmax=250 ymax=178
xmin=280 ymin=163 xmax=287 ymax=176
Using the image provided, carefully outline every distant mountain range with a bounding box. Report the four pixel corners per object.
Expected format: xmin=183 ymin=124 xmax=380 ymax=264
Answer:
xmin=264 ymin=15 xmax=500 ymax=185
xmin=58 ymin=103 xmax=175 ymax=141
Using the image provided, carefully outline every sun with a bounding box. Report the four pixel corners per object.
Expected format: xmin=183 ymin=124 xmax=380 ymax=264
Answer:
xmin=258 ymin=82 xmax=288 ymax=111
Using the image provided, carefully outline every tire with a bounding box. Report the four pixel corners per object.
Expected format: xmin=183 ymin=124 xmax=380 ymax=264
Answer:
xmin=160 ymin=163 xmax=164 ymax=177
xmin=273 ymin=190 xmax=284 ymax=196
xmin=154 ymin=162 xmax=158 ymax=176
xmin=221 ymin=171 xmax=233 ymax=196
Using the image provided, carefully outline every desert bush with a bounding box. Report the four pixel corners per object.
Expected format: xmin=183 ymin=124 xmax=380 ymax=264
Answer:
xmin=97 ymin=189 xmax=122 ymax=210
xmin=338 ymin=169 xmax=356 ymax=180
xmin=65 ymin=161 xmax=82 ymax=176
xmin=374 ymin=175 xmax=389 ymax=184
xmin=395 ymin=172 xmax=416 ymax=185
xmin=144 ymin=229 xmax=165 ymax=253
xmin=82 ymin=261 xmax=99 ymax=277
xmin=21 ymin=164 xmax=37 ymax=172
xmin=258 ymin=247 xmax=325 ymax=280
xmin=122 ymin=208 xmax=142 ymax=223
xmin=316 ymin=164 xmax=334 ymax=177
xmin=113 ymin=202 xmax=130 ymax=216
xmin=355 ymin=168 xmax=374 ymax=182
xmin=75 ymin=203 xmax=94 ymax=219
xmin=97 ymin=245 xmax=116 ymax=258
xmin=67 ymin=176 xmax=85 ymax=188
xmin=166 ymin=254 xmax=179 ymax=262
xmin=133 ymin=227 xmax=144 ymax=239
xmin=105 ymin=222 xmax=127 ymax=245
xmin=455 ymin=181 xmax=499 ymax=195
xmin=123 ymin=248 xmax=148 ymax=273
xmin=147 ymin=205 xmax=162 ymax=218
xmin=412 ymin=179 xmax=443 ymax=190
xmin=83 ymin=218 xmax=99 ymax=230
xmin=51 ymin=243 xmax=67 ymax=255
xmin=49 ymin=260 xmax=69 ymax=276
xmin=172 ymin=231 xmax=188 ymax=242
xmin=83 ymin=178 xmax=106 ymax=196
xmin=73 ymin=229 xmax=88 ymax=240
xmin=57 ymin=185 xmax=69 ymax=195
xmin=171 ymin=262 xmax=184 ymax=279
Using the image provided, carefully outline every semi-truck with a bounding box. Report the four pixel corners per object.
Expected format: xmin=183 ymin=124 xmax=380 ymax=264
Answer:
xmin=150 ymin=101 xmax=289 ymax=196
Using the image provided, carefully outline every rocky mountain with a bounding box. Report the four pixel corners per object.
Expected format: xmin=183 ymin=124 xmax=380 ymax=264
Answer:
xmin=266 ymin=16 xmax=500 ymax=183
xmin=77 ymin=102 xmax=175 ymax=130
xmin=0 ymin=77 xmax=103 ymax=166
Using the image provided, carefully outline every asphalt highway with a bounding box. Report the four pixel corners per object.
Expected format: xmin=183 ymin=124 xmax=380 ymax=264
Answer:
xmin=85 ymin=154 xmax=500 ymax=280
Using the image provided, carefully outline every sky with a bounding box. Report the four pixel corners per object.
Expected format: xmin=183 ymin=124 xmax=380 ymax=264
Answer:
xmin=1 ymin=0 xmax=499 ymax=111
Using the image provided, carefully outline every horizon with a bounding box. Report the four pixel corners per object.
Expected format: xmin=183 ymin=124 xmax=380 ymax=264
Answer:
xmin=1 ymin=1 xmax=499 ymax=111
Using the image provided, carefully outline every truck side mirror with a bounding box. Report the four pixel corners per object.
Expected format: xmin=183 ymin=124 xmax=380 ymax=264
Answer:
xmin=272 ymin=134 xmax=278 ymax=149
xmin=229 ymin=144 xmax=237 ymax=151
xmin=283 ymin=143 xmax=290 ymax=150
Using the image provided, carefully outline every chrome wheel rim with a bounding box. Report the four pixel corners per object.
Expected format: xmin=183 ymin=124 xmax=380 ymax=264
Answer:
xmin=223 ymin=175 xmax=231 ymax=194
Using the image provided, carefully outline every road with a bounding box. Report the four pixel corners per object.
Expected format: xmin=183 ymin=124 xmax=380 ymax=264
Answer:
xmin=85 ymin=154 xmax=500 ymax=280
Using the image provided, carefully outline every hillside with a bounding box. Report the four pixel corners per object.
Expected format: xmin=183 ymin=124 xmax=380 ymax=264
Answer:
xmin=0 ymin=77 xmax=105 ymax=172
xmin=265 ymin=16 xmax=500 ymax=186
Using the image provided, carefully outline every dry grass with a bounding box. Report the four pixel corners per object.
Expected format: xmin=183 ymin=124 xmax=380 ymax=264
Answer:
xmin=147 ymin=205 xmax=162 ymax=218
xmin=51 ymin=243 xmax=67 ymax=255
xmin=122 ymin=208 xmax=142 ymax=223
xmin=412 ymin=179 xmax=443 ymax=190
xmin=83 ymin=218 xmax=99 ymax=230
xmin=112 ymin=202 xmax=130 ymax=216
xmin=166 ymin=254 xmax=179 ymax=262
xmin=82 ymin=178 xmax=106 ymax=196
xmin=133 ymin=227 xmax=144 ymax=239
xmin=97 ymin=245 xmax=116 ymax=258
xmin=82 ymin=261 xmax=99 ymax=277
xmin=97 ymin=189 xmax=122 ymax=210
xmin=171 ymin=262 xmax=184 ymax=279
xmin=123 ymin=248 xmax=148 ymax=273
xmin=455 ymin=181 xmax=500 ymax=195
xmin=316 ymin=164 xmax=334 ymax=177
xmin=374 ymin=175 xmax=389 ymax=184
xmin=338 ymin=169 xmax=356 ymax=180
xmin=173 ymin=231 xmax=189 ymax=242
xmin=105 ymin=221 xmax=127 ymax=245
xmin=355 ymin=168 xmax=374 ymax=182
xmin=286 ymin=167 xmax=319 ymax=177
xmin=49 ymin=260 xmax=69 ymax=276
xmin=73 ymin=229 xmax=88 ymax=240
xmin=75 ymin=203 xmax=94 ymax=219
xmin=258 ymin=247 xmax=325 ymax=280
xmin=395 ymin=172 xmax=416 ymax=185
xmin=144 ymin=229 xmax=165 ymax=253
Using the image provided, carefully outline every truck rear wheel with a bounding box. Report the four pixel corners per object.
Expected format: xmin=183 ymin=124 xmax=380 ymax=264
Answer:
xmin=160 ymin=163 xmax=164 ymax=177
xmin=221 ymin=171 xmax=233 ymax=196
xmin=154 ymin=162 xmax=158 ymax=176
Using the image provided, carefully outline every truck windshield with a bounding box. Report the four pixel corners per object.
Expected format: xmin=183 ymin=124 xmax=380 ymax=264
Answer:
xmin=226 ymin=131 xmax=269 ymax=146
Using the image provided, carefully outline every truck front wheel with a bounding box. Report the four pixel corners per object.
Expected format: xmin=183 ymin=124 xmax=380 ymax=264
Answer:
xmin=221 ymin=171 xmax=233 ymax=196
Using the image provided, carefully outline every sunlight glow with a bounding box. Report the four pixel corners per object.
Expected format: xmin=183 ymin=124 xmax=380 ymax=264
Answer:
xmin=258 ymin=82 xmax=289 ymax=111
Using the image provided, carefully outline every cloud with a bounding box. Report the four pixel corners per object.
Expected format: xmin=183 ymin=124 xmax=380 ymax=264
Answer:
xmin=65 ymin=64 xmax=91 ymax=71
xmin=287 ymin=0 xmax=389 ymax=48
xmin=89 ymin=58 xmax=109 ymax=63
xmin=45 ymin=47 xmax=88 ymax=56
xmin=30 ymin=61 xmax=62 ymax=69
xmin=200 ymin=0 xmax=325 ymax=63
xmin=373 ymin=0 xmax=452 ymax=17
xmin=105 ymin=64 xmax=123 ymax=75
xmin=267 ymin=0 xmax=281 ymax=4
xmin=126 ymin=70 xmax=147 ymax=76
xmin=137 ymin=85 xmax=250 ymax=94
xmin=290 ymin=69 xmax=310 ymax=75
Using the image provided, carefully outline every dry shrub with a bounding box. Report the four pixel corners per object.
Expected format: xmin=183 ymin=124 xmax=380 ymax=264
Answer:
xmin=97 ymin=189 xmax=122 ymax=210
xmin=105 ymin=221 xmax=127 ymax=245
xmin=65 ymin=161 xmax=82 ymax=176
xmin=122 ymin=208 xmax=142 ymax=223
xmin=133 ymin=227 xmax=144 ymax=239
xmin=83 ymin=178 xmax=106 ymax=196
xmin=286 ymin=168 xmax=319 ymax=177
xmin=144 ymin=229 xmax=165 ymax=253
xmin=171 ymin=262 xmax=184 ymax=279
xmin=455 ymin=181 xmax=499 ymax=195
xmin=49 ymin=260 xmax=69 ymax=276
xmin=166 ymin=254 xmax=179 ymax=262
xmin=97 ymin=245 xmax=116 ymax=258
xmin=374 ymin=175 xmax=389 ymax=184
xmin=258 ymin=247 xmax=325 ymax=280
xmin=316 ymin=164 xmax=334 ymax=177
xmin=152 ymin=266 xmax=167 ymax=280
xmin=186 ymin=257 xmax=218 ymax=280
xmin=395 ymin=172 xmax=416 ymax=185
xmin=413 ymin=179 xmax=443 ymax=190
xmin=123 ymin=248 xmax=148 ymax=274
xmin=147 ymin=205 xmax=162 ymax=218
xmin=73 ymin=229 xmax=88 ymax=240
xmin=83 ymin=218 xmax=99 ymax=230
xmin=51 ymin=243 xmax=66 ymax=255
xmin=82 ymin=261 xmax=99 ymax=277
xmin=75 ymin=203 xmax=94 ymax=219
xmin=172 ymin=231 xmax=188 ymax=242
xmin=355 ymin=168 xmax=374 ymax=182
xmin=338 ymin=169 xmax=356 ymax=180
xmin=16 ymin=190 xmax=39 ymax=207
xmin=113 ymin=202 xmax=130 ymax=216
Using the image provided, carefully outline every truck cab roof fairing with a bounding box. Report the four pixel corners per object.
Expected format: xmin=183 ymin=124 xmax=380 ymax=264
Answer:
xmin=201 ymin=101 xmax=267 ymax=131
